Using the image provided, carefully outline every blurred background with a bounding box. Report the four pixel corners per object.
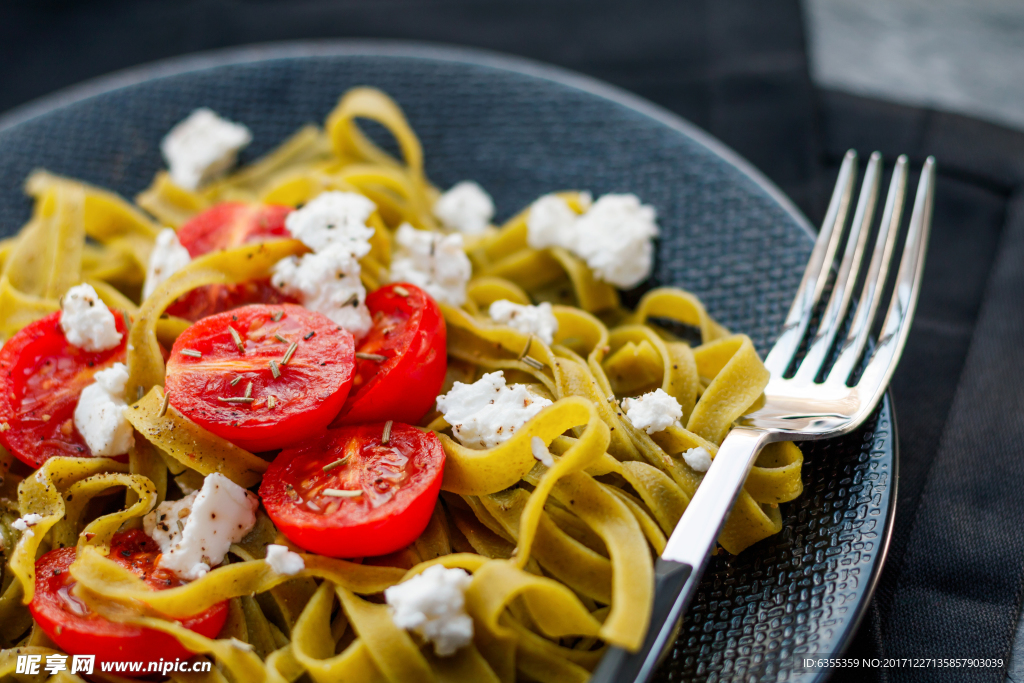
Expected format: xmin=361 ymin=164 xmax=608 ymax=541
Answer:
xmin=2 ymin=1 xmax=1023 ymax=681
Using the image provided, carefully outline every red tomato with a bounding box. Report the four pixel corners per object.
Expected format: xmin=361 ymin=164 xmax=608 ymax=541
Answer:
xmin=0 ymin=311 xmax=128 ymax=468
xmin=260 ymin=423 xmax=445 ymax=557
xmin=166 ymin=203 xmax=297 ymax=320
xmin=333 ymin=283 xmax=446 ymax=426
xmin=165 ymin=304 xmax=355 ymax=452
xmin=29 ymin=530 xmax=228 ymax=672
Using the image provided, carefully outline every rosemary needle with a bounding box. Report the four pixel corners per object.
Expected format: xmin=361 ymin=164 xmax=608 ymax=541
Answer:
xmin=281 ymin=342 xmax=298 ymax=365
xmin=228 ymin=327 xmax=245 ymax=352
xmin=322 ymin=489 xmax=363 ymax=498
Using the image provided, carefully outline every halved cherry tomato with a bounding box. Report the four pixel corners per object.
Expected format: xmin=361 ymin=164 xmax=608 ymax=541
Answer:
xmin=166 ymin=203 xmax=297 ymax=320
xmin=29 ymin=529 xmax=228 ymax=672
xmin=333 ymin=283 xmax=446 ymax=426
xmin=165 ymin=304 xmax=355 ymax=452
xmin=260 ymin=423 xmax=445 ymax=557
xmin=0 ymin=311 xmax=128 ymax=468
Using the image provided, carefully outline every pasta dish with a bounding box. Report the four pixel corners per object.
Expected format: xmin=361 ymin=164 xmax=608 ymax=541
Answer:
xmin=0 ymin=88 xmax=803 ymax=682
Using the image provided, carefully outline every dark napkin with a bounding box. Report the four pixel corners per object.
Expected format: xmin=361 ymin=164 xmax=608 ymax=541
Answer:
xmin=3 ymin=0 xmax=1024 ymax=681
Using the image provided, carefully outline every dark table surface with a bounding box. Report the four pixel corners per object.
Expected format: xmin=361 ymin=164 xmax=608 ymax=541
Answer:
xmin=3 ymin=2 xmax=1024 ymax=682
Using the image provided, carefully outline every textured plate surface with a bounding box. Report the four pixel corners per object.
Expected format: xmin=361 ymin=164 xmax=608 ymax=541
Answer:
xmin=0 ymin=42 xmax=895 ymax=682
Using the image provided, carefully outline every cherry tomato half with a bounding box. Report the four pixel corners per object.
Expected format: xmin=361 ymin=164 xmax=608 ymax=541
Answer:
xmin=166 ymin=203 xmax=296 ymax=320
xmin=0 ymin=311 xmax=128 ymax=468
xmin=333 ymin=283 xmax=446 ymax=426
xmin=165 ymin=304 xmax=355 ymax=452
xmin=29 ymin=530 xmax=228 ymax=672
xmin=260 ymin=423 xmax=445 ymax=558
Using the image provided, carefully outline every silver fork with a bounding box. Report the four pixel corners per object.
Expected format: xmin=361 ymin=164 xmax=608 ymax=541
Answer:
xmin=591 ymin=150 xmax=936 ymax=683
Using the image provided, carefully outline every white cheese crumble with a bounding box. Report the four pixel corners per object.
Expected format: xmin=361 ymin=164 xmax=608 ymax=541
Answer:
xmin=683 ymin=446 xmax=713 ymax=473
xmin=530 ymin=436 xmax=555 ymax=468
xmin=143 ymin=472 xmax=258 ymax=580
xmin=143 ymin=228 xmax=192 ymax=300
xmin=526 ymin=192 xmax=658 ymax=288
xmin=435 ymin=371 xmax=553 ymax=450
xmin=12 ymin=513 xmax=44 ymax=535
xmin=161 ymin=108 xmax=252 ymax=191
xmin=488 ymin=299 xmax=559 ymax=345
xmin=284 ymin=191 xmax=376 ymax=255
xmin=60 ymin=283 xmax=122 ymax=352
xmin=272 ymin=243 xmax=372 ymax=339
xmin=621 ymin=388 xmax=683 ymax=435
xmin=74 ymin=362 xmax=135 ymax=456
xmin=526 ymin=194 xmax=579 ymax=250
xmin=389 ymin=223 xmax=472 ymax=307
xmin=385 ymin=564 xmax=474 ymax=657
xmin=433 ymin=181 xmax=494 ymax=235
xmin=574 ymin=194 xmax=659 ymax=288
xmin=265 ymin=544 xmax=305 ymax=575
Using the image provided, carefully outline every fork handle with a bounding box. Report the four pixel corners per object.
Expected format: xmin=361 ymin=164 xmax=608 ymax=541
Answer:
xmin=589 ymin=428 xmax=770 ymax=683
xmin=588 ymin=559 xmax=694 ymax=683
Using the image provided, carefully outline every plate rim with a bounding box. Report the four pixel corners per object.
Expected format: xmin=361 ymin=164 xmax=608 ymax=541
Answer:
xmin=0 ymin=39 xmax=897 ymax=680
xmin=0 ymin=39 xmax=814 ymax=241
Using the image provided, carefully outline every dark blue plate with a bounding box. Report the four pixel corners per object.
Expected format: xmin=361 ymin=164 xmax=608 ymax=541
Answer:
xmin=0 ymin=41 xmax=895 ymax=682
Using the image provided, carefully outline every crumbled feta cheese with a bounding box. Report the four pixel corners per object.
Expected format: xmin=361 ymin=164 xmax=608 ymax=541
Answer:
xmin=621 ymin=388 xmax=683 ymax=435
xmin=284 ymin=191 xmax=376 ymax=255
xmin=143 ymin=228 xmax=192 ymax=300
xmin=525 ymin=193 xmax=658 ymax=289
xmin=526 ymin=194 xmax=579 ymax=250
xmin=390 ymin=223 xmax=471 ymax=307
xmin=161 ymin=108 xmax=252 ymax=191
xmin=60 ymin=284 xmax=122 ymax=352
xmin=436 ymin=371 xmax=553 ymax=449
xmin=433 ymin=181 xmax=494 ymax=235
xmin=683 ymin=446 xmax=713 ymax=473
xmin=573 ymin=194 xmax=658 ymax=288
xmin=265 ymin=544 xmax=305 ymax=575
xmin=74 ymin=363 xmax=134 ymax=456
xmin=530 ymin=436 xmax=555 ymax=468
xmin=143 ymin=472 xmax=258 ymax=580
xmin=272 ymin=243 xmax=372 ymax=339
xmin=385 ymin=565 xmax=474 ymax=657
xmin=488 ymin=300 xmax=559 ymax=345
xmin=12 ymin=513 xmax=44 ymax=532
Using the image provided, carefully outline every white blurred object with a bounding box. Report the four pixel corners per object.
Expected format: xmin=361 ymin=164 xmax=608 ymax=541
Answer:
xmin=805 ymin=0 xmax=1024 ymax=131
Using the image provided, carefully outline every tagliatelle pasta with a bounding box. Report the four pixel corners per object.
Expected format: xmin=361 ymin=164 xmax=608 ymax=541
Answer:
xmin=0 ymin=87 xmax=804 ymax=682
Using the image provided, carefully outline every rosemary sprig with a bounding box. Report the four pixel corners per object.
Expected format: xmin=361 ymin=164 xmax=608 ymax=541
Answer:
xmin=158 ymin=391 xmax=170 ymax=418
xmin=228 ymin=327 xmax=245 ymax=353
xmin=322 ymin=456 xmax=350 ymax=472
xmin=322 ymin=489 xmax=363 ymax=498
xmin=281 ymin=342 xmax=298 ymax=365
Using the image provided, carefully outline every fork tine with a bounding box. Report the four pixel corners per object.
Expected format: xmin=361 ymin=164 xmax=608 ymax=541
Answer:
xmin=827 ymin=155 xmax=909 ymax=386
xmin=794 ymin=152 xmax=882 ymax=383
xmin=853 ymin=156 xmax=936 ymax=417
xmin=764 ymin=150 xmax=857 ymax=376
